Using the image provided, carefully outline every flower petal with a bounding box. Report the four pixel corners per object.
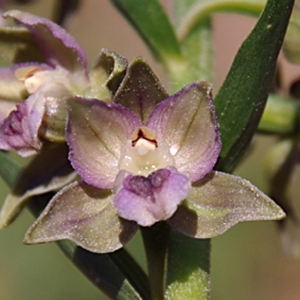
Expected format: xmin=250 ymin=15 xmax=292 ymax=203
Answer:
xmin=113 ymin=167 xmax=190 ymax=227
xmin=67 ymin=97 xmax=142 ymax=189
xmin=4 ymin=10 xmax=87 ymax=73
xmin=147 ymin=81 xmax=221 ymax=182
xmin=169 ymin=171 xmax=286 ymax=238
xmin=0 ymin=143 xmax=76 ymax=229
xmin=113 ymin=57 xmax=168 ymax=123
xmin=24 ymin=181 xmax=138 ymax=253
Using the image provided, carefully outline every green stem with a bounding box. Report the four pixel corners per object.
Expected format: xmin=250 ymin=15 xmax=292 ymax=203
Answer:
xmin=165 ymin=229 xmax=210 ymax=300
xmin=177 ymin=0 xmax=266 ymax=41
xmin=258 ymin=94 xmax=298 ymax=135
xmin=141 ymin=223 xmax=170 ymax=300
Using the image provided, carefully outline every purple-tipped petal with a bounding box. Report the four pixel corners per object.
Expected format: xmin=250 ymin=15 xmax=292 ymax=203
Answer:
xmin=147 ymin=81 xmax=221 ymax=182
xmin=24 ymin=181 xmax=138 ymax=253
xmin=67 ymin=98 xmax=142 ymax=189
xmin=113 ymin=167 xmax=190 ymax=226
xmin=169 ymin=171 xmax=286 ymax=238
xmin=4 ymin=10 xmax=87 ymax=73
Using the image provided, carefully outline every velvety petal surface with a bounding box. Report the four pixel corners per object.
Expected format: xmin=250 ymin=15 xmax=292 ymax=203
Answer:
xmin=0 ymin=143 xmax=76 ymax=228
xmin=67 ymin=98 xmax=142 ymax=189
xmin=4 ymin=10 xmax=87 ymax=73
xmin=147 ymin=81 xmax=221 ymax=182
xmin=113 ymin=167 xmax=190 ymax=227
xmin=169 ymin=171 xmax=286 ymax=238
xmin=24 ymin=181 xmax=138 ymax=253
xmin=113 ymin=57 xmax=168 ymax=123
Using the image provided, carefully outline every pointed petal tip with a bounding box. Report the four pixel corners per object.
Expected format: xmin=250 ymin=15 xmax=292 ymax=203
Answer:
xmin=147 ymin=80 xmax=221 ymax=182
xmin=23 ymin=181 xmax=138 ymax=253
xmin=169 ymin=171 xmax=286 ymax=239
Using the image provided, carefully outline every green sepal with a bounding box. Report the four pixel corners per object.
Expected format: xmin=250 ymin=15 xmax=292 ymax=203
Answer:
xmin=88 ymin=48 xmax=128 ymax=100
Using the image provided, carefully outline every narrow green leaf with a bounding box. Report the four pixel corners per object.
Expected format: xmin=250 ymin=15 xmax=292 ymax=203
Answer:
xmin=214 ymin=0 xmax=294 ymax=172
xmin=58 ymin=241 xmax=149 ymax=300
xmin=0 ymin=151 xmax=21 ymax=187
xmin=0 ymin=144 xmax=77 ymax=229
xmin=110 ymin=0 xmax=181 ymax=63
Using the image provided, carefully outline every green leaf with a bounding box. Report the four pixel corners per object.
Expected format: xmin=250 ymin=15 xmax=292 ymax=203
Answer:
xmin=0 ymin=151 xmax=21 ymax=187
xmin=214 ymin=0 xmax=294 ymax=172
xmin=0 ymin=28 xmax=45 ymax=66
xmin=57 ymin=241 xmax=148 ymax=300
xmin=109 ymin=0 xmax=181 ymax=64
xmin=0 ymin=144 xmax=76 ymax=229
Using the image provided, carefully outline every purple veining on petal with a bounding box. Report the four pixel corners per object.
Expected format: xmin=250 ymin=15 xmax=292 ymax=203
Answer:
xmin=67 ymin=98 xmax=142 ymax=189
xmin=4 ymin=10 xmax=87 ymax=73
xmin=113 ymin=167 xmax=191 ymax=226
xmin=122 ymin=168 xmax=171 ymax=201
xmin=147 ymin=81 xmax=222 ymax=182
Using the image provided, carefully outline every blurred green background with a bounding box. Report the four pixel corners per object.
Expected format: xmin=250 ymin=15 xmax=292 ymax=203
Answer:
xmin=1 ymin=1 xmax=300 ymax=299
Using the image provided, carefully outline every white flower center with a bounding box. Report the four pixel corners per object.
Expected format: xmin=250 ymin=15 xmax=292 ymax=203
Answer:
xmin=119 ymin=126 xmax=175 ymax=176
xmin=15 ymin=65 xmax=87 ymax=95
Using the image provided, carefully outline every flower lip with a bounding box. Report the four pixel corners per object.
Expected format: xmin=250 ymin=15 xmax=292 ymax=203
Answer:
xmin=131 ymin=126 xmax=158 ymax=148
xmin=119 ymin=125 xmax=175 ymax=177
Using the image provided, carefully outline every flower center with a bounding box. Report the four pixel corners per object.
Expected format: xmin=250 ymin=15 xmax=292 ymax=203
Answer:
xmin=119 ymin=126 xmax=174 ymax=176
xmin=15 ymin=66 xmax=47 ymax=94
xmin=15 ymin=65 xmax=78 ymax=94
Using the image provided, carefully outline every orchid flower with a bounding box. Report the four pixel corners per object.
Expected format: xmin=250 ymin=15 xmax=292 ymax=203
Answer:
xmin=24 ymin=81 xmax=285 ymax=253
xmin=0 ymin=10 xmax=126 ymax=156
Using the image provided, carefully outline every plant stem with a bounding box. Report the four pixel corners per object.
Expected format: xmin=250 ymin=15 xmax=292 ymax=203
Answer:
xmin=141 ymin=222 xmax=170 ymax=300
xmin=165 ymin=229 xmax=210 ymax=300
